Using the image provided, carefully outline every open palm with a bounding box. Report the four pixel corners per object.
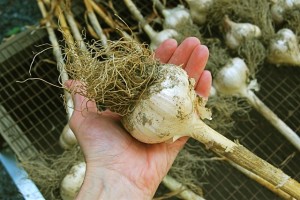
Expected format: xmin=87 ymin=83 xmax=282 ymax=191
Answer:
xmin=67 ymin=37 xmax=211 ymax=199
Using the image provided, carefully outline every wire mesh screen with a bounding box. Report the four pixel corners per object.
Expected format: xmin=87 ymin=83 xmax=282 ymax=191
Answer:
xmin=0 ymin=0 xmax=299 ymax=199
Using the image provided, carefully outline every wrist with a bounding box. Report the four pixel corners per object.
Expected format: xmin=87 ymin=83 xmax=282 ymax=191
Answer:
xmin=76 ymin=167 xmax=154 ymax=200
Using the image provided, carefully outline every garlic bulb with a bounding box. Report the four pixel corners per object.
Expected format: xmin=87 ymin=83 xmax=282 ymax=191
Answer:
xmin=270 ymin=0 xmax=300 ymax=24
xmin=213 ymin=57 xmax=300 ymax=151
xmin=59 ymin=124 xmax=78 ymax=149
xmin=223 ymin=15 xmax=262 ymax=49
xmin=186 ymin=0 xmax=214 ymax=25
xmin=122 ymin=64 xmax=211 ymax=144
xmin=160 ymin=4 xmax=192 ymax=29
xmin=60 ymin=162 xmax=86 ymax=200
xmin=267 ymin=28 xmax=300 ymax=66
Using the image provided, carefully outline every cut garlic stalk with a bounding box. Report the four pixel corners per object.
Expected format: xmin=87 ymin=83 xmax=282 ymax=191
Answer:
xmin=60 ymin=162 xmax=86 ymax=200
xmin=213 ymin=57 xmax=300 ymax=151
xmin=223 ymin=15 xmax=262 ymax=49
xmin=267 ymin=28 xmax=300 ymax=66
xmin=121 ymin=63 xmax=300 ymax=198
xmin=270 ymin=0 xmax=300 ymax=24
xmin=124 ymin=0 xmax=178 ymax=49
xmin=185 ymin=0 xmax=214 ymax=25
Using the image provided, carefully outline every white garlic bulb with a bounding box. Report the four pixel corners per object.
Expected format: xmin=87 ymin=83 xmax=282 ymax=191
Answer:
xmin=213 ymin=57 xmax=300 ymax=152
xmin=161 ymin=5 xmax=192 ymax=28
xmin=270 ymin=0 xmax=300 ymax=24
xmin=268 ymin=28 xmax=300 ymax=66
xmin=213 ymin=57 xmax=256 ymax=97
xmin=186 ymin=0 xmax=214 ymax=25
xmin=223 ymin=15 xmax=262 ymax=49
xmin=60 ymin=162 xmax=86 ymax=200
xmin=59 ymin=124 xmax=78 ymax=149
xmin=148 ymin=28 xmax=179 ymax=50
xmin=122 ymin=64 xmax=211 ymax=144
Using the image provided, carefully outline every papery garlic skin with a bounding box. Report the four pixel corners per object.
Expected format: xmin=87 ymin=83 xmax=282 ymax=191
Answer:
xmin=60 ymin=162 xmax=86 ymax=200
xmin=223 ymin=16 xmax=262 ymax=49
xmin=186 ymin=0 xmax=214 ymax=25
xmin=122 ymin=64 xmax=211 ymax=144
xmin=162 ymin=5 xmax=192 ymax=28
xmin=268 ymin=28 xmax=300 ymax=66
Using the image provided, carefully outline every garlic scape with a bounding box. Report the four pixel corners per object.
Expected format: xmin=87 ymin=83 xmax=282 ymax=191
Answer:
xmin=124 ymin=0 xmax=178 ymax=49
xmin=270 ymin=0 xmax=300 ymax=24
xmin=185 ymin=0 xmax=214 ymax=25
xmin=267 ymin=28 xmax=300 ymax=66
xmin=222 ymin=15 xmax=262 ymax=49
xmin=213 ymin=57 xmax=300 ymax=151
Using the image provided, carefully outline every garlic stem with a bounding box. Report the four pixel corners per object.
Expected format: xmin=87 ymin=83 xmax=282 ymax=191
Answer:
xmin=36 ymin=0 xmax=72 ymax=115
xmin=162 ymin=175 xmax=205 ymax=200
xmin=84 ymin=0 xmax=107 ymax=46
xmin=226 ymin=159 xmax=297 ymax=200
xmin=246 ymin=90 xmax=300 ymax=151
xmin=124 ymin=0 xmax=178 ymax=49
xmin=190 ymin=118 xmax=300 ymax=199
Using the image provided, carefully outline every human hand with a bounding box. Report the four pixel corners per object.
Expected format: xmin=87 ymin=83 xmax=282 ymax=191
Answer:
xmin=67 ymin=37 xmax=211 ymax=200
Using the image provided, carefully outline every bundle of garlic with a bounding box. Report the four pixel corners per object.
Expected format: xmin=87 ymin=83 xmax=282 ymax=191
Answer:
xmin=123 ymin=0 xmax=178 ymax=49
xmin=64 ymin=37 xmax=300 ymax=198
xmin=267 ymin=28 xmax=300 ymax=66
xmin=213 ymin=57 xmax=300 ymax=152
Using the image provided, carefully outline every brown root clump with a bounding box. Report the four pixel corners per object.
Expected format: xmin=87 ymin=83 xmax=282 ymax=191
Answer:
xmin=64 ymin=38 xmax=162 ymax=116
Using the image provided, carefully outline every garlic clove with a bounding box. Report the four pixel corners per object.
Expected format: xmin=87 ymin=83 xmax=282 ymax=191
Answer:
xmin=267 ymin=28 xmax=300 ymax=66
xmin=223 ymin=15 xmax=262 ymax=49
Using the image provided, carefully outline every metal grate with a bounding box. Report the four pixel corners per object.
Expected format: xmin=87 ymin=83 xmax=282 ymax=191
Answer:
xmin=0 ymin=0 xmax=299 ymax=199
